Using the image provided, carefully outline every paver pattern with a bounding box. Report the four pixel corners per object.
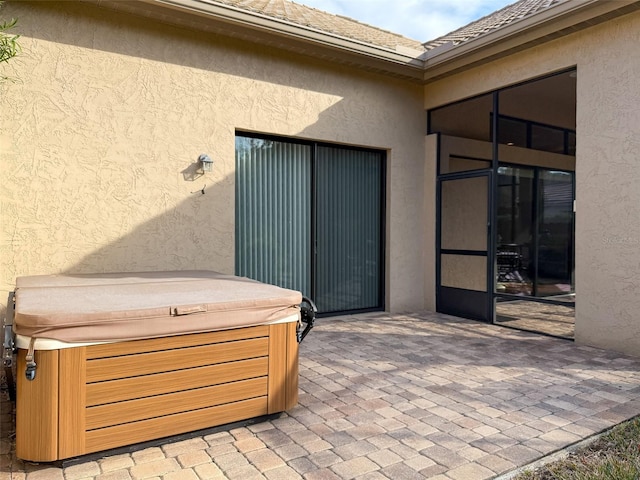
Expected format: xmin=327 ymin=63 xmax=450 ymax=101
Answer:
xmin=3 ymin=311 xmax=640 ymax=479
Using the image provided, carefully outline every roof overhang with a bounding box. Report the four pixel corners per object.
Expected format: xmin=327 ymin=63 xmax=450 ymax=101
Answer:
xmin=93 ymin=0 xmax=427 ymax=82
xmin=91 ymin=0 xmax=640 ymax=84
xmin=421 ymin=0 xmax=640 ymax=82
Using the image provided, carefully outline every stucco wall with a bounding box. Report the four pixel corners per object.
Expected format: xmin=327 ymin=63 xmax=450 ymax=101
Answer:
xmin=0 ymin=1 xmax=426 ymax=315
xmin=424 ymin=10 xmax=640 ymax=356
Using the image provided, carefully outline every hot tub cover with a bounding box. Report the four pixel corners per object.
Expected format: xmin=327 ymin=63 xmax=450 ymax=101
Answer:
xmin=13 ymin=271 xmax=302 ymax=343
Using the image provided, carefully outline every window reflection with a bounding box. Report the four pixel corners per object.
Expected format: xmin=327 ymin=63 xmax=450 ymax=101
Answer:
xmin=497 ymin=115 xmax=575 ymax=155
xmin=497 ymin=166 xmax=574 ymax=297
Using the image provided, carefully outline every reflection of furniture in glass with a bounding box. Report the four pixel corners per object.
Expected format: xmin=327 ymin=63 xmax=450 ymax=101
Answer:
xmin=497 ymin=165 xmax=574 ymax=297
xmin=497 ymin=244 xmax=531 ymax=294
xmin=497 ymin=244 xmax=522 ymax=280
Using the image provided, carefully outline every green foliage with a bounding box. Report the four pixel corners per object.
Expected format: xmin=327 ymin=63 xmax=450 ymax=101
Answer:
xmin=517 ymin=418 xmax=640 ymax=479
xmin=0 ymin=17 xmax=19 ymax=62
xmin=0 ymin=2 xmax=19 ymax=80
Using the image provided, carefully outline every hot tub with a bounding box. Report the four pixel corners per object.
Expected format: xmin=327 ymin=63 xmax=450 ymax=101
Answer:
xmin=9 ymin=271 xmax=306 ymax=462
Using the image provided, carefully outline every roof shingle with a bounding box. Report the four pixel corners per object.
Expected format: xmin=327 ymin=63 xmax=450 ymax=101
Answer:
xmin=208 ymin=0 xmax=569 ymax=57
xmin=213 ymin=0 xmax=426 ymax=52
xmin=423 ymin=0 xmax=564 ymax=51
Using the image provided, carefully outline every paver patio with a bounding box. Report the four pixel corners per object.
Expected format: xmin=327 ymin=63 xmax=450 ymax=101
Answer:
xmin=3 ymin=311 xmax=640 ymax=479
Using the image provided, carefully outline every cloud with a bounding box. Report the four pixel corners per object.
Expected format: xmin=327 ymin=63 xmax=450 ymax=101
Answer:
xmin=296 ymin=0 xmax=514 ymax=41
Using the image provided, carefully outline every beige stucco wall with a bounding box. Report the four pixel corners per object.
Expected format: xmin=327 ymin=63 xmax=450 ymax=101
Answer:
xmin=0 ymin=1 xmax=427 ymax=315
xmin=424 ymin=10 xmax=640 ymax=356
xmin=423 ymin=134 xmax=437 ymax=310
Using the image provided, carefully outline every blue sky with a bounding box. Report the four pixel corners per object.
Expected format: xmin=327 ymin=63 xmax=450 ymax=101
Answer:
xmin=296 ymin=0 xmax=516 ymax=41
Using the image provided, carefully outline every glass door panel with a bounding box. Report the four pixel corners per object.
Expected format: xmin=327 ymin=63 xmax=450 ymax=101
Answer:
xmin=235 ymin=137 xmax=312 ymax=296
xmin=496 ymin=166 xmax=574 ymax=297
xmin=496 ymin=166 xmax=534 ymax=296
xmin=537 ymin=170 xmax=574 ymax=295
xmin=315 ymin=146 xmax=384 ymax=313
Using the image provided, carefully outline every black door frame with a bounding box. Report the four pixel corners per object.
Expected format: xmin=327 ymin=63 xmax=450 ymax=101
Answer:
xmin=436 ymin=169 xmax=494 ymax=322
xmin=431 ymin=72 xmax=578 ymax=325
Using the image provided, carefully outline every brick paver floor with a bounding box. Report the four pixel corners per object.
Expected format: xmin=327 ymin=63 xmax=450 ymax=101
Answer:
xmin=3 ymin=311 xmax=640 ymax=479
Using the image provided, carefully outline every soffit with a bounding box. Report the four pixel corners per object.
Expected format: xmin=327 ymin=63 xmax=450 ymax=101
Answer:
xmin=91 ymin=0 xmax=640 ymax=84
xmin=421 ymin=0 xmax=640 ymax=82
xmin=92 ymin=0 xmax=427 ymax=82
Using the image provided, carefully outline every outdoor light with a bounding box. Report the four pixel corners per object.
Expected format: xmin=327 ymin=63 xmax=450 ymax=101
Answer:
xmin=198 ymin=153 xmax=213 ymax=173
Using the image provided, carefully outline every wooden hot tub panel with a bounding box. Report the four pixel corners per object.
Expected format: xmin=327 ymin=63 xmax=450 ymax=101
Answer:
xmin=16 ymin=322 xmax=299 ymax=462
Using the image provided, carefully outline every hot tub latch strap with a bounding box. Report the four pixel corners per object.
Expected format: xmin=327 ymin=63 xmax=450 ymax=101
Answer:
xmin=297 ymin=296 xmax=317 ymax=343
xmin=25 ymin=337 xmax=36 ymax=381
xmin=3 ymin=292 xmax=17 ymax=399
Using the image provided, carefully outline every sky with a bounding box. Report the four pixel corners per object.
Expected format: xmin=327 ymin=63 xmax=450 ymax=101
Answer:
xmin=295 ymin=0 xmax=516 ymax=42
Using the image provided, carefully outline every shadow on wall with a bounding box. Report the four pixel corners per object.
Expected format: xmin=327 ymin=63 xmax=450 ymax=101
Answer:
xmin=1 ymin=0 xmax=426 ymax=318
xmin=13 ymin=1 xmax=355 ymax=97
xmin=61 ymin=167 xmax=236 ymax=275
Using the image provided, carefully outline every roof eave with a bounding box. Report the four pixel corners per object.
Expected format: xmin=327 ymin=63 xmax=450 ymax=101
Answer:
xmin=421 ymin=0 xmax=640 ymax=82
xmin=133 ymin=0 xmax=426 ymax=78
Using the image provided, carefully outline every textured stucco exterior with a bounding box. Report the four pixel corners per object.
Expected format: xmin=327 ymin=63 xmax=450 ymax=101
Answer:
xmin=424 ymin=10 xmax=640 ymax=356
xmin=2 ymin=1 xmax=639 ymax=356
xmin=0 ymin=1 xmax=426 ymax=315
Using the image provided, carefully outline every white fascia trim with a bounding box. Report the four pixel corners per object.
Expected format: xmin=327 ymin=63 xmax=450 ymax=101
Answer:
xmin=146 ymin=0 xmax=425 ymax=69
xmin=422 ymin=0 xmax=611 ymax=66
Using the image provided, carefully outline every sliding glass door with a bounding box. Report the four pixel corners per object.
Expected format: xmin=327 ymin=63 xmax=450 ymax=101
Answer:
xmin=315 ymin=146 xmax=384 ymax=312
xmin=496 ymin=165 xmax=574 ymax=297
xmin=235 ymin=134 xmax=385 ymax=315
xmin=537 ymin=169 xmax=574 ymax=295
xmin=235 ymin=136 xmax=312 ymax=295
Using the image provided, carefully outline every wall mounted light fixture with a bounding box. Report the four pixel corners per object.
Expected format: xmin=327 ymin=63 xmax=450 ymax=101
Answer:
xmin=198 ymin=154 xmax=213 ymax=173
